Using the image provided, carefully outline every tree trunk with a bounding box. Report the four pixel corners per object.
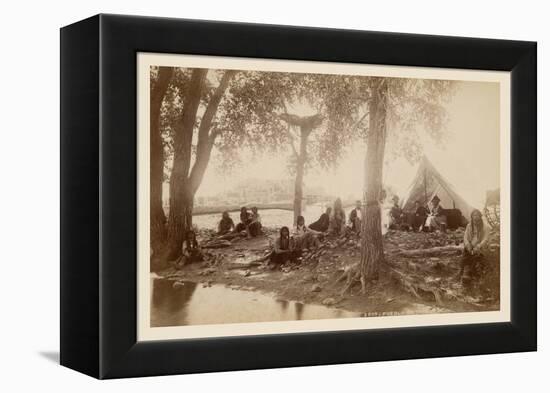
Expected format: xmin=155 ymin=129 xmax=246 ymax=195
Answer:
xmin=160 ymin=69 xmax=235 ymax=265
xmin=150 ymin=67 xmax=173 ymax=255
xmin=165 ymin=185 xmax=194 ymax=261
xmin=359 ymin=79 xmax=388 ymax=293
xmin=278 ymin=113 xmax=322 ymax=225
xmin=162 ymin=69 xmax=207 ymax=262
xmin=293 ymin=130 xmax=309 ymax=223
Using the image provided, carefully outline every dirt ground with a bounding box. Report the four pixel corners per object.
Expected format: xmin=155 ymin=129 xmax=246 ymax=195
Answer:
xmin=157 ymin=226 xmax=500 ymax=317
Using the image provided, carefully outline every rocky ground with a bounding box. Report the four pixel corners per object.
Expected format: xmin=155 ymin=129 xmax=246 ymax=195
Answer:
xmin=157 ymin=226 xmax=501 ymax=316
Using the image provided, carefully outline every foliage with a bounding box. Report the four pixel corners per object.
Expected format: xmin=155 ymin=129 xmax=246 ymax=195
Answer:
xmin=157 ymin=67 xmax=455 ymax=186
xmin=216 ymin=71 xmax=369 ymax=176
xmin=385 ymin=78 xmax=456 ymax=164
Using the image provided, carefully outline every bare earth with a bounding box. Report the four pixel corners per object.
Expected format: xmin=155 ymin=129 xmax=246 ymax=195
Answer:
xmin=157 ymin=227 xmax=500 ymax=317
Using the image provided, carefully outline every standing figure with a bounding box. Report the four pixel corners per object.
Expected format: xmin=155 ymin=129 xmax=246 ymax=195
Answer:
xmin=348 ymin=200 xmax=362 ymax=233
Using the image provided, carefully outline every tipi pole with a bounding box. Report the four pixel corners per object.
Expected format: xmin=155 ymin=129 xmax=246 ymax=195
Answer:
xmin=423 ymin=166 xmax=428 ymax=205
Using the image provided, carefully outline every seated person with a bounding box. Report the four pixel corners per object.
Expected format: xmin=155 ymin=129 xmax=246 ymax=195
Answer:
xmin=329 ymin=198 xmax=346 ymax=235
xmin=388 ymin=195 xmax=404 ymax=229
xmin=412 ymin=200 xmax=428 ymax=232
xmin=176 ymin=230 xmax=203 ymax=267
xmin=348 ymin=200 xmax=362 ymax=233
xmin=445 ymin=208 xmax=466 ymax=230
xmin=293 ymin=215 xmax=321 ymax=250
xmin=309 ymin=207 xmax=332 ymax=232
xmin=270 ymin=226 xmax=301 ymax=266
xmin=458 ymin=209 xmax=490 ymax=284
xmin=234 ymin=207 xmax=251 ymax=232
xmin=425 ymin=195 xmax=447 ymax=231
xmin=247 ymin=206 xmax=262 ymax=238
xmin=217 ymin=211 xmax=235 ymax=235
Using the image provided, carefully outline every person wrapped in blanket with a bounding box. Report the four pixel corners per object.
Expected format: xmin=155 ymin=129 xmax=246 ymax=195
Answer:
xmin=458 ymin=209 xmax=490 ymax=285
xmin=388 ymin=195 xmax=404 ymax=229
xmin=175 ymin=230 xmax=204 ymax=268
xmin=269 ymin=226 xmax=301 ymax=267
xmin=293 ymin=215 xmax=321 ymax=250
xmin=329 ymin=198 xmax=346 ymax=235
xmin=425 ymin=195 xmax=447 ymax=232
xmin=412 ymin=200 xmax=428 ymax=232
xmin=309 ymin=207 xmax=331 ymax=232
xmin=246 ymin=206 xmax=262 ymax=238
xmin=349 ymin=200 xmax=362 ymax=233
xmin=217 ymin=211 xmax=235 ymax=235
xmin=234 ymin=207 xmax=251 ymax=232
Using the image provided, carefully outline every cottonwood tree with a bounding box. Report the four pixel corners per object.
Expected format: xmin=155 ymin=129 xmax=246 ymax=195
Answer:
xmin=155 ymin=68 xmax=310 ymax=265
xmin=278 ymin=113 xmax=323 ymax=222
xmin=342 ymin=76 xmax=455 ymax=294
xmin=149 ymin=66 xmax=174 ymax=253
xmin=221 ymin=71 xmax=366 ymax=223
xmin=153 ymin=68 xmax=237 ymax=264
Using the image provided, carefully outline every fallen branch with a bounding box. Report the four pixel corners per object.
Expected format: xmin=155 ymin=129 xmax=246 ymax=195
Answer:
xmin=225 ymin=261 xmax=265 ymax=270
xmin=202 ymin=240 xmax=232 ymax=249
xmin=225 ymin=253 xmax=273 ymax=270
xmin=397 ymin=245 xmax=462 ymax=257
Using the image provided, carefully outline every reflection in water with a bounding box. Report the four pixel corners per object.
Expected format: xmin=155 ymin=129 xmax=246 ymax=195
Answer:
xmin=276 ymin=298 xmax=289 ymax=312
xmin=151 ymin=279 xmax=198 ymax=327
xmin=151 ymin=278 xmax=361 ymax=327
xmin=294 ymin=302 xmax=304 ymax=320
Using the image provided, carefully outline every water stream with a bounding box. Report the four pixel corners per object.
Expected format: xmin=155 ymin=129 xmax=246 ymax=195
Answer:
xmin=151 ymin=278 xmax=361 ymax=327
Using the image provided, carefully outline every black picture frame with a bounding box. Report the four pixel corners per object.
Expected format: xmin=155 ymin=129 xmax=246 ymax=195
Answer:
xmin=60 ymin=14 xmax=537 ymax=379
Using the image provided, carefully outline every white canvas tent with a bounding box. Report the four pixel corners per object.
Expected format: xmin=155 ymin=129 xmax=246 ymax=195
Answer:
xmin=400 ymin=156 xmax=474 ymax=220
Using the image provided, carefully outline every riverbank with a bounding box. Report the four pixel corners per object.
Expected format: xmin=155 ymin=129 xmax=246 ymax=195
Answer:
xmin=156 ymin=227 xmax=500 ymax=321
xmin=192 ymin=202 xmax=293 ymax=216
xmin=172 ymin=200 xmax=361 ymax=217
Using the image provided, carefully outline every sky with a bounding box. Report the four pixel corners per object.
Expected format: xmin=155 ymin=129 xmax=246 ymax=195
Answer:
xmin=194 ymin=80 xmax=501 ymax=209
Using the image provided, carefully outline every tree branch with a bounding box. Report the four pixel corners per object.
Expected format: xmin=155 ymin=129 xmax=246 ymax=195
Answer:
xmin=173 ymin=68 xmax=207 ymax=182
xmin=189 ymin=70 xmax=237 ymax=193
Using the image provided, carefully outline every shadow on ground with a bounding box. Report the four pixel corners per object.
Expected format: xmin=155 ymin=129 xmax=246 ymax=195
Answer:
xmin=38 ymin=351 xmax=59 ymax=364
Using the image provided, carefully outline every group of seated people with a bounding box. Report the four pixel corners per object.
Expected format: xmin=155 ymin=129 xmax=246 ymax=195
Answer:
xmin=389 ymin=194 xmax=449 ymax=232
xmin=213 ymin=199 xmax=351 ymax=267
xmin=308 ymin=198 xmax=362 ymax=235
xmin=176 ymin=206 xmax=263 ymax=267
xmin=217 ymin=206 xmax=262 ymax=238
xmin=270 ymin=198 xmax=363 ymax=267
xmin=180 ymin=195 xmax=490 ymax=283
xmin=271 ymin=215 xmax=322 ymax=265
xmin=178 ymin=198 xmax=490 ymax=285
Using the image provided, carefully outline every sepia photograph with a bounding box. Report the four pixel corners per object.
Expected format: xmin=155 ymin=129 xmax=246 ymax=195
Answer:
xmin=138 ymin=54 xmax=509 ymax=338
